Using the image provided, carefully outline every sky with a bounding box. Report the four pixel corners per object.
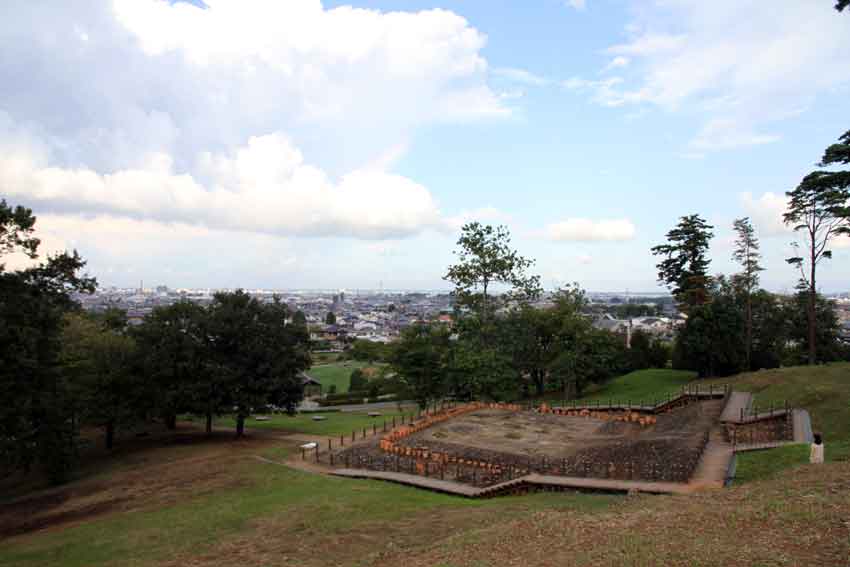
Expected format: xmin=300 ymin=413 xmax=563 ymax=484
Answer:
xmin=2 ymin=0 xmax=850 ymax=293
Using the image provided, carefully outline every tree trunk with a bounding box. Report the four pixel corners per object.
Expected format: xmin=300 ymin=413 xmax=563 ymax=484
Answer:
xmin=745 ymin=290 xmax=752 ymax=371
xmin=205 ymin=412 xmax=213 ymax=435
xmin=236 ymin=414 xmax=245 ymax=438
xmin=809 ymin=245 xmax=817 ymax=365
xmin=105 ymin=421 xmax=115 ymax=450
xmin=164 ymin=413 xmax=177 ymax=430
xmin=535 ymin=370 xmax=545 ymax=396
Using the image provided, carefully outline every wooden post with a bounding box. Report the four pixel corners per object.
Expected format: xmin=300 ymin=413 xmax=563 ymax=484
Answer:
xmin=315 ymin=445 xmax=319 ymax=462
xmin=351 ymin=430 xmax=355 ymax=442
xmin=373 ymin=424 xmax=376 ymax=435
xmin=340 ymin=434 xmax=344 ymax=447
xmin=301 ymin=447 xmax=306 ymax=460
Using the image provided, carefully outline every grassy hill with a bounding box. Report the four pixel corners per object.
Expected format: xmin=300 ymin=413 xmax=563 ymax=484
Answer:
xmin=1 ymin=364 xmax=847 ymax=566
xmin=705 ymin=362 xmax=850 ymax=480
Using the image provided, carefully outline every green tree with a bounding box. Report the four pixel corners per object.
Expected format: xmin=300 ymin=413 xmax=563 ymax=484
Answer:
xmin=732 ymin=217 xmax=764 ymax=370
xmin=444 ymin=222 xmax=541 ymax=315
xmin=673 ymin=278 xmax=745 ymax=378
xmin=783 ymin=288 xmax=844 ymax=364
xmin=651 ymin=215 xmax=715 ymax=313
xmin=784 ymin=130 xmax=850 ymax=365
xmin=503 ymin=304 xmax=558 ymax=396
xmin=133 ymin=301 xmax=209 ymax=432
xmin=0 ymin=199 xmax=39 ymax=260
xmin=349 ymin=368 xmax=368 ymax=392
xmin=292 ymin=310 xmax=307 ymax=327
xmin=325 ymin=311 xmax=336 ymax=325
xmin=61 ymin=314 xmax=140 ymax=450
xmin=0 ymin=202 xmax=95 ymax=483
xmin=391 ymin=324 xmax=450 ymax=407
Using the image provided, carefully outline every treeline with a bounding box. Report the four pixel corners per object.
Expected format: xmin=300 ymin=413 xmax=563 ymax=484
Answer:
xmin=1 ymin=201 xmax=311 ymax=483
xmin=391 ymin=225 xmax=669 ymax=408
xmin=654 ymin=130 xmax=850 ymax=376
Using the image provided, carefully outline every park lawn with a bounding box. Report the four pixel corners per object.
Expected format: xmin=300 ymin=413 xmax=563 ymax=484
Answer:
xmin=306 ymin=361 xmax=386 ymax=393
xmin=574 ymin=368 xmax=697 ymax=405
xmin=386 ymin=460 xmax=850 ymax=567
xmin=733 ymin=444 xmax=811 ymax=483
xmin=705 ymin=362 xmax=850 ymax=461
xmin=0 ymin=433 xmax=617 ymax=567
xmin=215 ymin=408 xmax=416 ymax=437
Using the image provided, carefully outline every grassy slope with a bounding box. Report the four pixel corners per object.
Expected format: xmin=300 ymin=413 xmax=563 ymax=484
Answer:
xmin=389 ymin=460 xmax=850 ymax=567
xmin=575 ymin=368 xmax=697 ymax=405
xmin=214 ymin=408 xmax=414 ymax=436
xmin=704 ymin=362 xmax=850 ymax=480
xmin=0 ymin=441 xmax=615 ymax=567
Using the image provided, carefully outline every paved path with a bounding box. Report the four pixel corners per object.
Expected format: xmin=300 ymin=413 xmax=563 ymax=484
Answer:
xmin=330 ymin=468 xmax=694 ymax=497
xmin=719 ymin=391 xmax=753 ymax=422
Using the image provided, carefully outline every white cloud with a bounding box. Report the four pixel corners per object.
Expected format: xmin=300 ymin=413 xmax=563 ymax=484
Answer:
xmin=566 ymin=0 xmax=587 ymax=11
xmin=0 ymin=0 xmax=507 ymax=241
xmin=0 ymin=133 xmax=442 ymax=239
xmin=602 ymin=56 xmax=630 ymax=73
xmin=582 ymin=2 xmax=850 ymax=150
xmin=493 ymin=67 xmax=550 ymax=86
xmin=562 ymin=76 xmax=628 ymax=107
xmin=545 ymin=219 xmax=636 ymax=242
xmin=740 ymin=191 xmax=790 ymax=237
xmin=690 ymin=119 xmax=780 ymax=151
xmin=577 ymin=254 xmax=593 ymax=265
xmin=741 ymin=191 xmax=850 ymax=250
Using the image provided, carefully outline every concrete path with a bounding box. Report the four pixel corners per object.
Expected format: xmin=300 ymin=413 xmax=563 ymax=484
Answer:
xmin=719 ymin=391 xmax=753 ymax=422
xmin=689 ymin=427 xmax=734 ymax=489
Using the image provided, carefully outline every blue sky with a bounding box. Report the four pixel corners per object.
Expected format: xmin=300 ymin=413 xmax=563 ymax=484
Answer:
xmin=2 ymin=0 xmax=849 ymax=292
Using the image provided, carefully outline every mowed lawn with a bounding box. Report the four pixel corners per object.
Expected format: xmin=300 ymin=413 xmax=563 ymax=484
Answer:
xmin=305 ymin=361 xmax=385 ymax=393
xmin=704 ymin=362 xmax=850 ymax=480
xmin=574 ymin=368 xmax=697 ymax=405
xmin=1 ymin=427 xmax=847 ymax=567
xmin=0 ymin=432 xmax=616 ymax=567
xmin=214 ymin=407 xmax=416 ymax=437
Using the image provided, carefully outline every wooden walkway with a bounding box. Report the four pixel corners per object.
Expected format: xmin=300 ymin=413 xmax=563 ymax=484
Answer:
xmin=330 ymin=468 xmax=693 ymax=497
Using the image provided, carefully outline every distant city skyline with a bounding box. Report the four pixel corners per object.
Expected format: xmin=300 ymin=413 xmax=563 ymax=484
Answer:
xmin=3 ymin=1 xmax=850 ymax=293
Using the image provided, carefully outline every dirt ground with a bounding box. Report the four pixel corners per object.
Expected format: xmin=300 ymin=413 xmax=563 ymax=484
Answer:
xmin=405 ymin=400 xmax=722 ymax=460
xmin=0 ymin=426 xmax=285 ymax=540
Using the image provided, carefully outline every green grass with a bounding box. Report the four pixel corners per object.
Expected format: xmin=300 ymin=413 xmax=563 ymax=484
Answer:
xmin=575 ymin=368 xmax=697 ymax=405
xmin=733 ymin=444 xmax=810 ymax=483
xmin=0 ymin=455 xmax=616 ymax=567
xmin=306 ymin=361 xmax=385 ymax=393
xmin=215 ymin=408 xmax=416 ymax=436
xmin=705 ymin=362 xmax=850 ymax=464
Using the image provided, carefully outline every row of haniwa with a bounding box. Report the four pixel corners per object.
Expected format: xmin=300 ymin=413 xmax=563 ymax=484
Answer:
xmin=538 ymin=403 xmax=657 ymax=427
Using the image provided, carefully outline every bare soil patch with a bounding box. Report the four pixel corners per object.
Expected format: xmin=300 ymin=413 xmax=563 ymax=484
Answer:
xmin=0 ymin=427 xmax=286 ymax=540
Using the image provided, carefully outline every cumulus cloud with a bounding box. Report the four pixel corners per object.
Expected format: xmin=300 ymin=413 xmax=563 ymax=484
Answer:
xmin=690 ymin=119 xmax=780 ymax=151
xmin=0 ymin=133 xmax=442 ymax=239
xmin=741 ymin=191 xmax=850 ymax=249
xmin=492 ymin=67 xmax=550 ymax=86
xmin=0 ymin=0 xmax=507 ymax=240
xmin=570 ymin=1 xmax=850 ymax=151
xmin=545 ymin=219 xmax=636 ymax=242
